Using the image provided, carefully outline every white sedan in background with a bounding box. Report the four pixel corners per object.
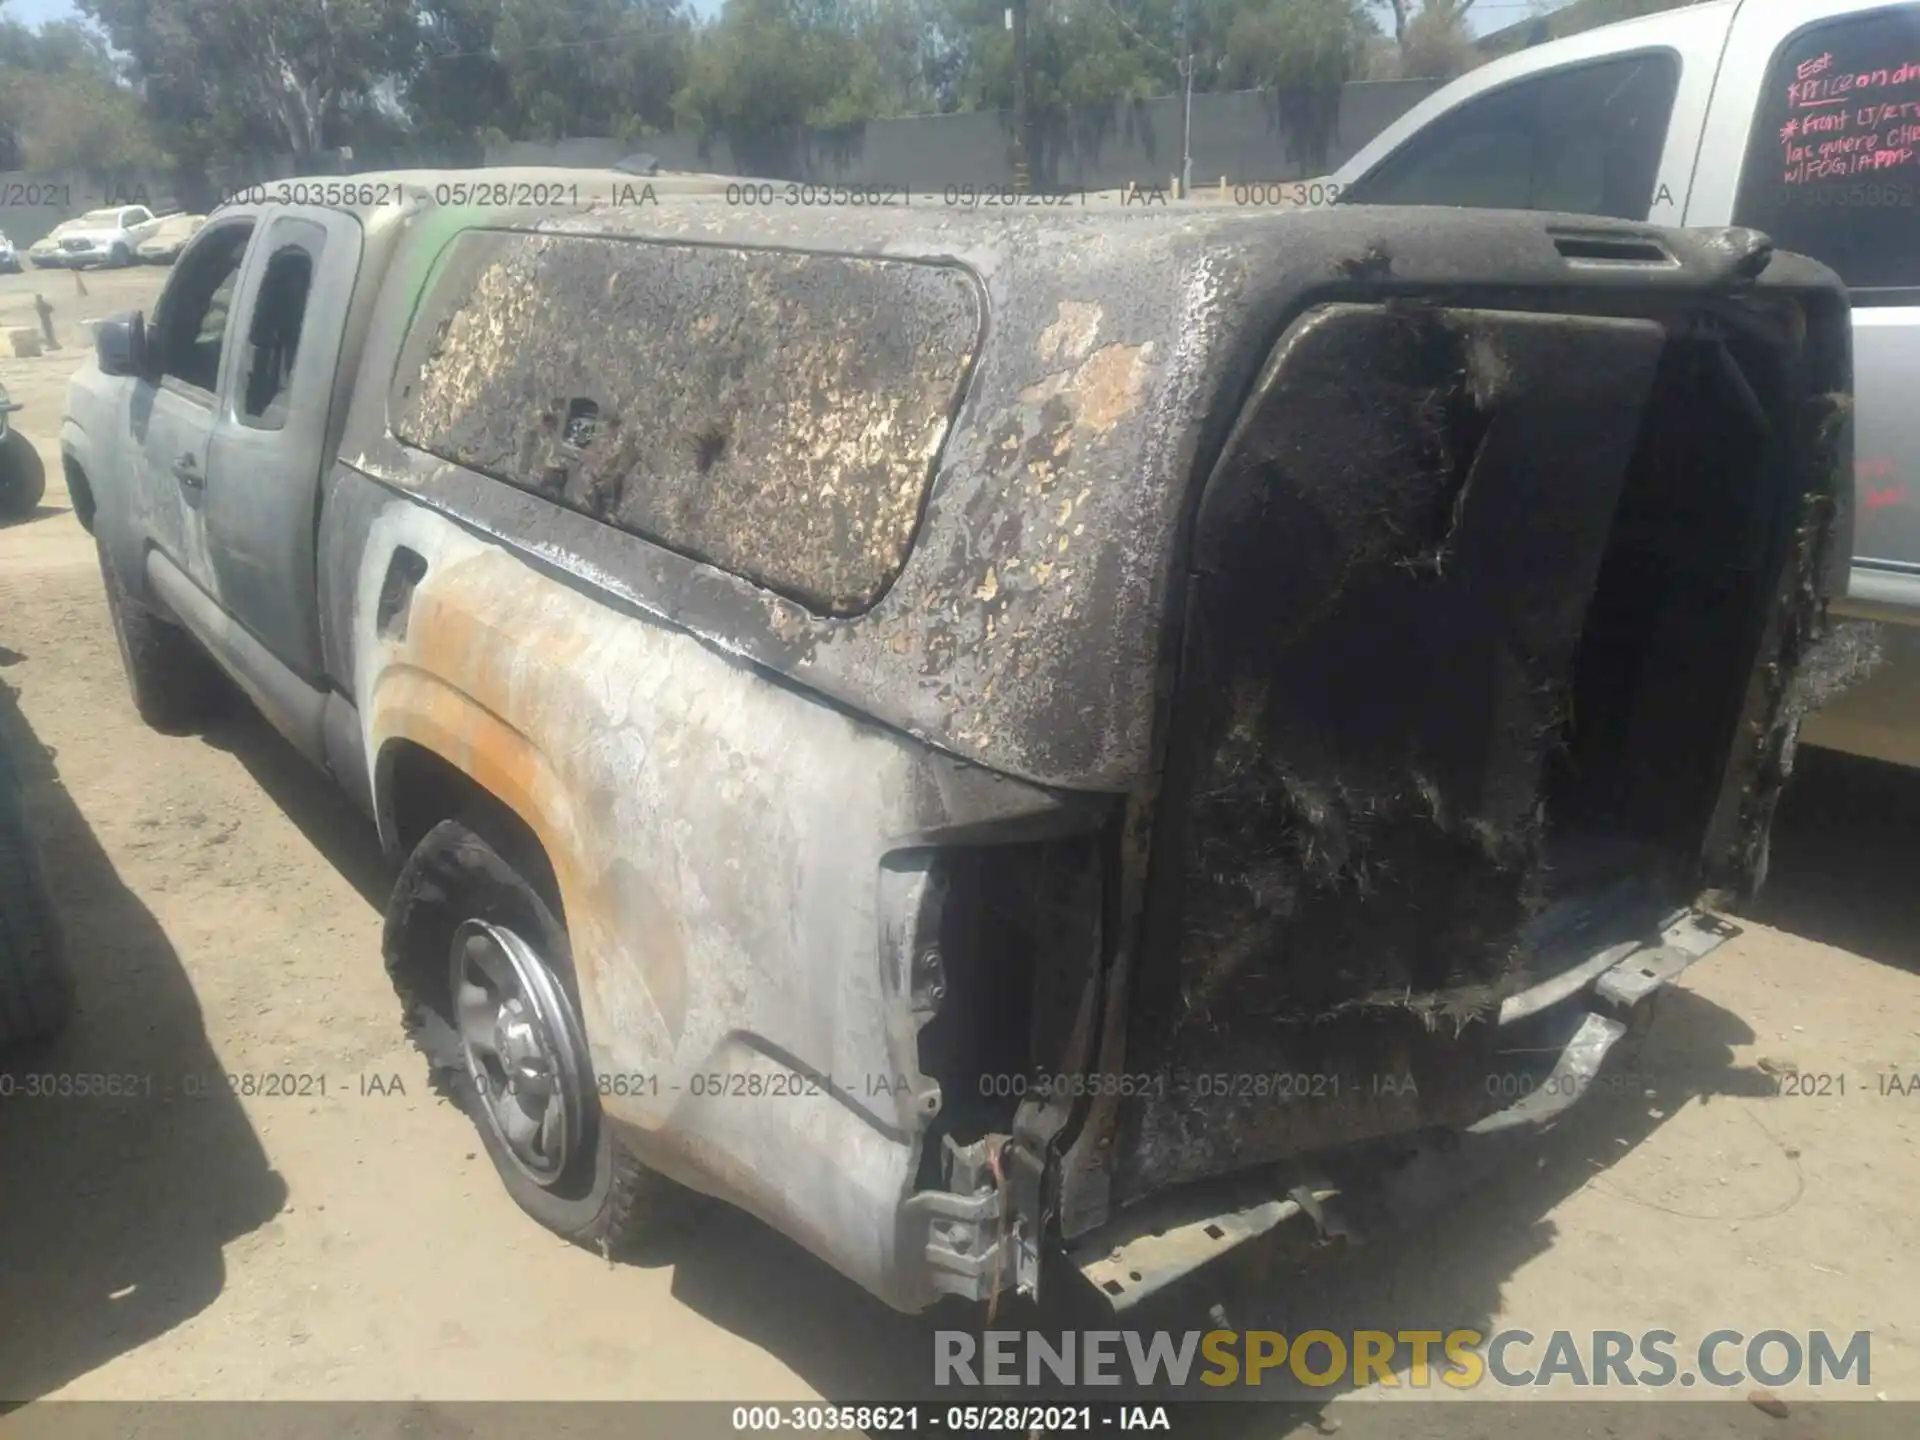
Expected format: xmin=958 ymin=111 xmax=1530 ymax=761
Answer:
xmin=136 ymin=213 xmax=207 ymax=265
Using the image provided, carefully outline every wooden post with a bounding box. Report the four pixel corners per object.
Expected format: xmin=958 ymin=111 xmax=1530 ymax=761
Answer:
xmin=33 ymin=293 xmax=58 ymax=351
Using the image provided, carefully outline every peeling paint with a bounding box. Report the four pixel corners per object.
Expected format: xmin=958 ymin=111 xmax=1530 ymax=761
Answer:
xmin=1068 ymin=343 xmax=1153 ymax=435
xmin=1038 ymin=300 xmax=1102 ymax=364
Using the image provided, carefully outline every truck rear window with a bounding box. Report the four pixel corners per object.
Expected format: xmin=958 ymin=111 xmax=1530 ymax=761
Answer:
xmin=1734 ymin=4 xmax=1920 ymax=299
xmin=390 ymin=232 xmax=981 ymax=616
xmin=1342 ymin=52 xmax=1679 ymax=220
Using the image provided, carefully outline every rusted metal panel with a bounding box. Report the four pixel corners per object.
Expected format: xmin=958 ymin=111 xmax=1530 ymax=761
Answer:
xmin=338 ymin=492 xmax=1099 ymax=1310
xmin=391 ymin=233 xmax=983 ymax=616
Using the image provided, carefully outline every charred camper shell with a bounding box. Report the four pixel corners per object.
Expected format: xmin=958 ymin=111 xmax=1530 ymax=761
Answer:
xmin=348 ymin=199 xmax=1851 ymax=1312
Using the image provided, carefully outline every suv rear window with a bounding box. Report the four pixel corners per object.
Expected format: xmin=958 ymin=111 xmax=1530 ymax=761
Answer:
xmin=1734 ymin=4 xmax=1920 ymax=298
xmin=1342 ymin=52 xmax=1680 ymax=219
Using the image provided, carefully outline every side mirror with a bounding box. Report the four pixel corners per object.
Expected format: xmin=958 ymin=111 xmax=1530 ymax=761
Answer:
xmin=96 ymin=311 xmax=147 ymax=378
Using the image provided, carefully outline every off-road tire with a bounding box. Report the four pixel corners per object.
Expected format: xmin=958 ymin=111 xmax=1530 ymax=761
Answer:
xmin=0 ymin=732 xmax=72 ymax=1046
xmin=0 ymin=431 xmax=46 ymax=518
xmin=97 ymin=537 xmax=226 ymax=734
xmin=384 ymin=816 xmax=672 ymax=1254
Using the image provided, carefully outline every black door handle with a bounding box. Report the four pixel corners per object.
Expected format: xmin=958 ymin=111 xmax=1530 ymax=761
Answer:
xmin=173 ymin=453 xmax=202 ymax=489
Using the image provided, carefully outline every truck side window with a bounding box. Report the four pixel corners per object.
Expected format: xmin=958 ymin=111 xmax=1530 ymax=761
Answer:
xmin=150 ymin=223 xmax=252 ymax=399
xmin=1344 ymin=52 xmax=1680 ymax=219
xmin=240 ymin=245 xmax=317 ymax=428
xmin=1733 ymin=5 xmax=1920 ymax=300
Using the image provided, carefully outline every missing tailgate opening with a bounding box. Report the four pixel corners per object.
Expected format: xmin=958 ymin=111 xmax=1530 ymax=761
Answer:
xmin=1538 ymin=329 xmax=1790 ymax=904
xmin=1113 ymin=302 xmax=1818 ymax=1200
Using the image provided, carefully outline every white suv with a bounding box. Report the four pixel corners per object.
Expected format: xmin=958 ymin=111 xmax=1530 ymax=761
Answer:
xmin=27 ymin=205 xmax=163 ymax=270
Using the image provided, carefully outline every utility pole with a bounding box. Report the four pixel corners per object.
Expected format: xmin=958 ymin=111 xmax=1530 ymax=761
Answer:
xmin=1011 ymin=0 xmax=1032 ymax=193
xmin=1177 ymin=0 xmax=1194 ymax=197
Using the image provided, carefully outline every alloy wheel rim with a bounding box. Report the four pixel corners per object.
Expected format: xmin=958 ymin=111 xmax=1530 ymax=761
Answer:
xmin=449 ymin=918 xmax=589 ymax=1188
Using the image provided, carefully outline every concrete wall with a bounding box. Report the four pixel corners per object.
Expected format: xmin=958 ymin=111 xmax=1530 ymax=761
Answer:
xmin=0 ymin=172 xmax=187 ymax=253
xmin=0 ymin=79 xmax=1438 ymax=254
xmin=489 ymin=80 xmax=1442 ymax=189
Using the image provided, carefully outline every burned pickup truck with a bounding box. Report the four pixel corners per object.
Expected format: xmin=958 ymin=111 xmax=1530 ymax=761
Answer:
xmin=61 ymin=174 xmax=1851 ymax=1313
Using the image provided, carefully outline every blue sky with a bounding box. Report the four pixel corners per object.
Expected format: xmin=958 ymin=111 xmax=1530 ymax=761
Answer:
xmin=7 ymin=0 xmax=1526 ymax=45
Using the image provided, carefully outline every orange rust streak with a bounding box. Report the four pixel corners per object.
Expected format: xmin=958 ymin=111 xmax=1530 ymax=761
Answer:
xmin=370 ymin=667 xmax=586 ymax=922
xmin=407 ymin=565 xmax=599 ymax=724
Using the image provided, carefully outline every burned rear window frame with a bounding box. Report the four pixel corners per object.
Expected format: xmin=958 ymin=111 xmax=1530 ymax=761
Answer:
xmin=385 ymin=225 xmax=986 ymax=617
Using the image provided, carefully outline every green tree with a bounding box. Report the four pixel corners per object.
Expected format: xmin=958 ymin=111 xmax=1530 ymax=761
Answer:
xmin=79 ymin=0 xmax=416 ymax=160
xmin=1216 ymin=0 xmax=1375 ymax=91
xmin=1217 ymin=0 xmax=1376 ymax=166
xmin=933 ymin=0 xmax=1176 ymax=119
xmin=1381 ymin=0 xmax=1482 ymax=79
xmin=673 ymin=0 xmax=925 ymax=148
xmin=493 ymin=0 xmax=690 ymax=141
xmin=0 ymin=18 xmax=166 ymax=169
xmin=407 ymin=0 xmax=520 ymax=150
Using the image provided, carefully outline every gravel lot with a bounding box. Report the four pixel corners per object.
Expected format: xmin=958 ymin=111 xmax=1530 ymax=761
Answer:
xmin=0 ymin=259 xmax=1916 ymax=1438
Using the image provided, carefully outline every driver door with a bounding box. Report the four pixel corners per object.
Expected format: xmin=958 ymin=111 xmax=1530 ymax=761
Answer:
xmin=128 ymin=219 xmax=253 ymax=584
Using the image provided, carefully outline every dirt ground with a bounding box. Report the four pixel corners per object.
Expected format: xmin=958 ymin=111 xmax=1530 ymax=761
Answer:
xmin=0 ymin=260 xmax=1917 ymax=1438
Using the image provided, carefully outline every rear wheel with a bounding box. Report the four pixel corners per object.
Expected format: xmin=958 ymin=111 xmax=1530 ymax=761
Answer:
xmin=384 ymin=816 xmax=672 ymax=1253
xmin=109 ymin=243 xmax=130 ymax=268
xmin=0 ymin=431 xmax=45 ymax=518
xmin=97 ymin=538 xmax=227 ymax=734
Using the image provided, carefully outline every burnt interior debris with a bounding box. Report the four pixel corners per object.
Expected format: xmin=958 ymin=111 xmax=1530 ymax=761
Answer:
xmin=910 ymin=836 xmax=1103 ymax=1193
xmin=1111 ymin=301 xmax=1819 ymax=1199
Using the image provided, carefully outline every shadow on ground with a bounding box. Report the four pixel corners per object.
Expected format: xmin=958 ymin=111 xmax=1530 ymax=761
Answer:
xmin=0 ymin=505 xmax=66 ymax=531
xmin=0 ymin=677 xmax=286 ymax=1405
xmin=606 ymin=987 xmax=1779 ymax=1440
xmin=1748 ymin=744 xmax=1920 ymax=972
xmin=198 ymin=700 xmax=394 ymax=914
